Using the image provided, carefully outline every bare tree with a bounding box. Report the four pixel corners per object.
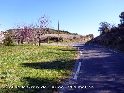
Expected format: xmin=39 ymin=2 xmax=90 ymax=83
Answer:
xmin=37 ymin=15 xmax=49 ymax=45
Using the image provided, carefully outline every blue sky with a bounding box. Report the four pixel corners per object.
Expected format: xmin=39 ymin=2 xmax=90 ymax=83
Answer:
xmin=0 ymin=0 xmax=124 ymax=36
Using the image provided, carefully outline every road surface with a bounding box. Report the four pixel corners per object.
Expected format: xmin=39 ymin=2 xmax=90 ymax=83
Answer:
xmin=59 ymin=44 xmax=124 ymax=93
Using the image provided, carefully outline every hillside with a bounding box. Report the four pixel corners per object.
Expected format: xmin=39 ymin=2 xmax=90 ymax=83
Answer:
xmin=89 ymin=27 xmax=124 ymax=51
xmin=2 ymin=28 xmax=94 ymax=44
xmin=87 ymin=12 xmax=124 ymax=51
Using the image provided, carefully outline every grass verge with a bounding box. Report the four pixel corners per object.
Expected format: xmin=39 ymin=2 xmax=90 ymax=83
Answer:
xmin=0 ymin=45 xmax=77 ymax=93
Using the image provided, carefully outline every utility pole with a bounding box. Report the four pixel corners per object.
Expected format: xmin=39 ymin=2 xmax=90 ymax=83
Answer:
xmin=57 ymin=20 xmax=60 ymax=43
xmin=58 ymin=20 xmax=59 ymax=32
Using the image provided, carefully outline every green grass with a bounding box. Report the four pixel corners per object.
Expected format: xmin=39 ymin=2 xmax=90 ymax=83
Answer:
xmin=0 ymin=45 xmax=77 ymax=93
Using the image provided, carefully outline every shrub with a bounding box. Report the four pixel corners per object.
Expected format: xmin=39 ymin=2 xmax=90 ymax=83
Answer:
xmin=3 ymin=36 xmax=14 ymax=46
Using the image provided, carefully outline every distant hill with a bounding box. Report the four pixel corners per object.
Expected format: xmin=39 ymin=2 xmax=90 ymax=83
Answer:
xmin=4 ymin=28 xmax=94 ymax=44
xmin=6 ymin=28 xmax=78 ymax=35
xmin=47 ymin=28 xmax=78 ymax=35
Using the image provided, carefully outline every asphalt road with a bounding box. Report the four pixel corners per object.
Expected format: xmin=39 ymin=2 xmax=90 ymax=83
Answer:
xmin=59 ymin=44 xmax=124 ymax=93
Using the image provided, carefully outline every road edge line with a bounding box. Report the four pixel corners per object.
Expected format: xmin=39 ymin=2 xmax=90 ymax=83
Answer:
xmin=73 ymin=62 xmax=81 ymax=80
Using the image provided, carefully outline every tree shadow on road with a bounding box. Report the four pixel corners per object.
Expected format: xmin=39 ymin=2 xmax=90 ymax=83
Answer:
xmin=63 ymin=44 xmax=124 ymax=93
xmin=77 ymin=57 xmax=124 ymax=93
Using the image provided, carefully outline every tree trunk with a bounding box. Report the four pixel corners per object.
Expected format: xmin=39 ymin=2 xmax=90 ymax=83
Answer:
xmin=38 ymin=38 xmax=41 ymax=46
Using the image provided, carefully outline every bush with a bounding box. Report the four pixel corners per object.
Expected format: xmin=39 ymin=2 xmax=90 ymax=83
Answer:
xmin=3 ymin=36 xmax=14 ymax=46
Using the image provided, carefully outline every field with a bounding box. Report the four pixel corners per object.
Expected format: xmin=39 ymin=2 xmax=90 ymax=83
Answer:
xmin=0 ymin=45 xmax=77 ymax=93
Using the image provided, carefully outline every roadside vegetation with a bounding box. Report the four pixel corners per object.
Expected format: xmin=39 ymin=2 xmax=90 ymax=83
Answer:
xmin=0 ymin=45 xmax=77 ymax=93
xmin=88 ymin=12 xmax=124 ymax=51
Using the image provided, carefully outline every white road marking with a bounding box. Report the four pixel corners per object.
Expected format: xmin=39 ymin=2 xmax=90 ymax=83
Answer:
xmin=80 ymin=51 xmax=83 ymax=55
xmin=108 ymin=49 xmax=118 ymax=53
xmin=73 ymin=62 xmax=81 ymax=80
